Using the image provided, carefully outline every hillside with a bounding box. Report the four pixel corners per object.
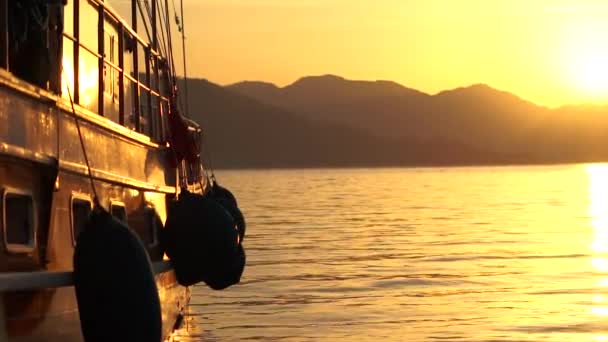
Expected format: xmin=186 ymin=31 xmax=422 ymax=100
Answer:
xmin=180 ymin=78 xmax=513 ymax=168
xmin=227 ymin=75 xmax=608 ymax=164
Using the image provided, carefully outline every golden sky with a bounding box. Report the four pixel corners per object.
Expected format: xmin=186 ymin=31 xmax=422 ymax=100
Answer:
xmin=172 ymin=0 xmax=608 ymax=107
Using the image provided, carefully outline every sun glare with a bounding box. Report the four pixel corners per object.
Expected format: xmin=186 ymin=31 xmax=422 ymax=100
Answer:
xmin=563 ymin=21 xmax=608 ymax=99
xmin=571 ymin=49 xmax=608 ymax=97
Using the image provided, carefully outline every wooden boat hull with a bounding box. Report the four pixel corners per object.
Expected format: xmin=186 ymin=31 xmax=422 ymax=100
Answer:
xmin=3 ymin=271 xmax=189 ymax=341
xmin=0 ymin=68 xmax=192 ymax=340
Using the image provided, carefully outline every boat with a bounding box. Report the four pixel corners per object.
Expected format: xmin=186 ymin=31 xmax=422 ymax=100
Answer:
xmin=0 ymin=0 xmax=218 ymax=340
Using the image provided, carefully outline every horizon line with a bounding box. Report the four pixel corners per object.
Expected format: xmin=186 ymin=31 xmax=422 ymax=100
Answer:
xmin=180 ymin=74 xmax=608 ymax=109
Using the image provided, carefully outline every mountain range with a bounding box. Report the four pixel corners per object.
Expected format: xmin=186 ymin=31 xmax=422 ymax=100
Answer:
xmin=180 ymin=75 xmax=608 ymax=168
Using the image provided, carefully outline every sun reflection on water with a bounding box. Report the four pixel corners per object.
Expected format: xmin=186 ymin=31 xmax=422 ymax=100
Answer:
xmin=598 ymin=278 xmax=608 ymax=287
xmin=586 ymin=164 xmax=608 ymax=328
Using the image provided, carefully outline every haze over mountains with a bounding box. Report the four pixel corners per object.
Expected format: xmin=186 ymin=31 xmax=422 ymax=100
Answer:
xmin=182 ymin=75 xmax=608 ymax=168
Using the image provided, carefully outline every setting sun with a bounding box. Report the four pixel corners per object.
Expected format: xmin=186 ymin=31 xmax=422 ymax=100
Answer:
xmin=563 ymin=21 xmax=608 ymax=99
xmin=572 ymin=53 xmax=608 ymax=97
xmin=576 ymin=53 xmax=608 ymax=96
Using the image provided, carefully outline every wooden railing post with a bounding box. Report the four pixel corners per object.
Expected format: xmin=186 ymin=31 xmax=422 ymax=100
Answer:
xmin=145 ymin=47 xmax=151 ymax=135
xmin=0 ymin=0 xmax=7 ymax=70
xmin=74 ymin=0 xmax=80 ymax=103
xmin=98 ymin=5 xmax=105 ymax=116
xmin=132 ymin=0 xmax=140 ymax=131
xmin=118 ymin=25 xmax=125 ymax=125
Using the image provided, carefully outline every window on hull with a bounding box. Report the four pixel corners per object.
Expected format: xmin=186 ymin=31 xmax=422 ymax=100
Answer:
xmin=143 ymin=206 xmax=159 ymax=247
xmin=71 ymin=195 xmax=93 ymax=245
xmin=110 ymin=202 xmax=127 ymax=224
xmin=2 ymin=190 xmax=36 ymax=254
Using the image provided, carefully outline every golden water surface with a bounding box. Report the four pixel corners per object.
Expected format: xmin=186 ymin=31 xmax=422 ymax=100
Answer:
xmin=175 ymin=165 xmax=608 ymax=341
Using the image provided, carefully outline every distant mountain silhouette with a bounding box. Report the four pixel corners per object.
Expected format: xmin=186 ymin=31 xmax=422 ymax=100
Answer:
xmin=180 ymin=78 xmax=512 ymax=168
xmin=228 ymin=75 xmax=431 ymax=140
xmin=176 ymin=75 xmax=608 ymax=168
xmin=227 ymin=75 xmax=608 ymax=165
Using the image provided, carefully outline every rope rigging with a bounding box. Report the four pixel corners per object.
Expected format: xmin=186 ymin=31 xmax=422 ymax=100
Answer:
xmin=155 ymin=0 xmax=169 ymax=67
xmin=62 ymin=67 xmax=100 ymax=207
xmin=163 ymin=0 xmax=177 ymax=85
xmin=135 ymin=0 xmax=152 ymax=45
xmin=136 ymin=0 xmax=216 ymax=184
xmin=178 ymin=0 xmax=189 ymax=118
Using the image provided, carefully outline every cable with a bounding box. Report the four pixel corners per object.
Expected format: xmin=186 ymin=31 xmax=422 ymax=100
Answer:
xmin=167 ymin=0 xmax=185 ymax=114
xmin=155 ymin=0 xmax=169 ymax=64
xmin=136 ymin=0 xmax=153 ymax=44
xmin=179 ymin=0 xmax=189 ymax=117
xmin=61 ymin=67 xmax=100 ymax=206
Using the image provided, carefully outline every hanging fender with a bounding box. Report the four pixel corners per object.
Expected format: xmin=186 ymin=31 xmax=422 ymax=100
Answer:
xmin=210 ymin=181 xmax=238 ymax=207
xmin=204 ymin=244 xmax=246 ymax=290
xmin=73 ymin=208 xmax=162 ymax=342
xmin=210 ymin=181 xmax=246 ymax=243
xmin=162 ymin=190 xmax=245 ymax=289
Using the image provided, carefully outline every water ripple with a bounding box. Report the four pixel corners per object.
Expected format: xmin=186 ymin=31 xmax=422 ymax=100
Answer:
xmin=174 ymin=166 xmax=602 ymax=342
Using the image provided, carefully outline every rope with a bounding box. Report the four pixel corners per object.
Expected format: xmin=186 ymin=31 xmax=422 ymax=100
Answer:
xmin=142 ymin=0 xmax=167 ymax=58
xmin=198 ymin=164 xmax=207 ymax=192
xmin=136 ymin=0 xmax=153 ymax=45
xmin=143 ymin=0 xmax=172 ymax=97
xmin=165 ymin=0 xmax=176 ymax=82
xmin=164 ymin=0 xmax=177 ymax=90
xmin=155 ymin=0 xmax=170 ymax=63
xmin=179 ymin=0 xmax=190 ymax=117
xmin=61 ymin=67 xmax=100 ymax=206
xmin=169 ymin=0 xmax=185 ymax=114
xmin=160 ymin=0 xmax=212 ymax=190
xmin=202 ymin=133 xmax=215 ymax=180
xmin=173 ymin=0 xmax=215 ymax=179
xmin=165 ymin=0 xmax=180 ymax=83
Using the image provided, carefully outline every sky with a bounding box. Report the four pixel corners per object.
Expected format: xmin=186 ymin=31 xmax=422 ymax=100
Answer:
xmin=122 ymin=0 xmax=608 ymax=107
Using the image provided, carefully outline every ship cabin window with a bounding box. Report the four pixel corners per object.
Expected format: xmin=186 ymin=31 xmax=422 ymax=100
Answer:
xmin=2 ymin=0 xmax=64 ymax=91
xmin=110 ymin=202 xmax=127 ymax=224
xmin=59 ymin=0 xmax=168 ymax=143
xmin=71 ymin=196 xmax=93 ymax=245
xmin=143 ymin=206 xmax=160 ymax=246
xmin=2 ymin=191 xmax=35 ymax=253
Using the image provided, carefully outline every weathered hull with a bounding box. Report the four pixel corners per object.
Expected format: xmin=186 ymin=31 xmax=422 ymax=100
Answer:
xmin=3 ymin=272 xmax=188 ymax=341
xmin=0 ymin=70 xmax=190 ymax=341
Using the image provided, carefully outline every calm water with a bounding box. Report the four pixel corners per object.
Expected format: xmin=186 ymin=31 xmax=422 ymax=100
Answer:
xmin=174 ymin=165 xmax=608 ymax=341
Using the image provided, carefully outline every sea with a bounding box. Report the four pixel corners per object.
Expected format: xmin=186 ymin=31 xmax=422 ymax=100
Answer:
xmin=173 ymin=164 xmax=608 ymax=341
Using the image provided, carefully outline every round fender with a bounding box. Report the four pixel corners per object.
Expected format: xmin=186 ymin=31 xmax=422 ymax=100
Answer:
xmin=162 ymin=191 xmax=240 ymax=287
xmin=204 ymin=243 xmax=246 ymax=290
xmin=216 ymin=197 xmax=246 ymax=243
xmin=211 ymin=182 xmax=238 ymax=208
xmin=74 ymin=209 xmax=162 ymax=342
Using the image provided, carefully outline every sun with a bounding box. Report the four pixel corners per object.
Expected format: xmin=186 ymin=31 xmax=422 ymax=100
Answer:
xmin=563 ymin=21 xmax=608 ymax=99
xmin=570 ymin=46 xmax=608 ymax=97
